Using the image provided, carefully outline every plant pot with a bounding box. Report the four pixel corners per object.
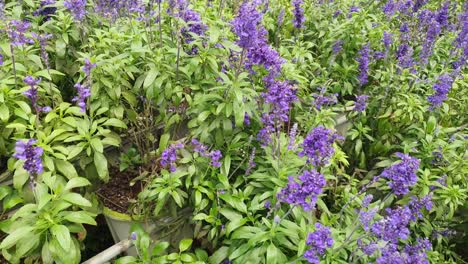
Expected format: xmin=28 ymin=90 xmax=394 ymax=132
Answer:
xmin=102 ymin=207 xmax=154 ymax=256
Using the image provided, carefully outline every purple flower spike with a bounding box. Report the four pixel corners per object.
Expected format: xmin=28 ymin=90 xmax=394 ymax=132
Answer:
xmin=72 ymin=83 xmax=91 ymax=112
xmin=292 ymin=0 xmax=305 ymax=29
xmin=304 ymin=223 xmax=333 ymax=264
xmin=278 ymin=169 xmax=326 ymax=211
xmin=428 ymin=73 xmax=454 ymax=110
xmin=14 ymin=139 xmax=44 ymax=176
xmin=23 ymin=76 xmax=42 ymax=113
xmin=64 ymin=0 xmax=86 ymax=21
xmin=381 ymin=153 xmax=420 ymax=196
xmin=354 ymin=95 xmax=369 ymax=112
xmin=357 ymin=44 xmax=370 ymax=86
xmin=160 ymin=143 xmax=184 ymax=172
xmin=299 ymin=126 xmax=343 ymax=167
xmin=82 ymin=58 xmax=96 ymax=77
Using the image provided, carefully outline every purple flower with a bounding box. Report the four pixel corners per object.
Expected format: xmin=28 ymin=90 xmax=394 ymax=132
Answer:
xmin=354 ymin=95 xmax=369 ymax=112
xmin=396 ymin=43 xmax=414 ymax=69
xmin=208 ymin=150 xmax=222 ymax=167
xmin=244 ymin=113 xmax=251 ymax=126
xmin=72 ymin=83 xmax=91 ymax=112
xmin=332 ymin=40 xmax=343 ymax=54
xmin=245 ymin=147 xmax=256 ymax=175
xmin=0 ymin=54 xmax=3 ymax=66
xmin=180 ymin=8 xmax=207 ymax=45
xmin=383 ymin=0 xmax=396 ymax=17
xmin=381 ymin=153 xmax=420 ymax=195
xmin=31 ymin=33 xmax=53 ymax=70
xmin=130 ymin=232 xmax=137 ymax=241
xmin=377 ymin=239 xmax=431 ymax=264
xmin=278 ymin=169 xmax=326 ymax=211
xmin=362 ymin=194 xmax=373 ymax=207
xmin=371 ymin=206 xmax=413 ymax=242
xmin=383 ymin=31 xmax=393 ymax=49
xmin=23 ymin=76 xmax=42 ymax=113
xmin=312 ymin=87 xmax=337 ymax=110
xmin=95 ymin=0 xmax=145 ymax=19
xmin=277 ymin=8 xmax=285 ymax=27
xmin=358 ymin=240 xmax=378 ymax=255
xmin=299 ymin=126 xmax=342 ymax=167
xmin=231 ymin=1 xmax=264 ymax=50
xmin=333 ymin=10 xmax=342 ymax=18
xmin=264 ymin=200 xmax=271 ymax=209
xmin=192 ymin=138 xmax=208 ymax=156
xmin=359 ymin=207 xmax=377 ymax=231
xmin=288 ymin=123 xmax=298 ymax=150
xmin=428 ymin=73 xmax=454 ymax=110
xmin=41 ymin=106 xmax=52 ymax=113
xmin=292 ymin=0 xmax=305 ymax=29
xmin=273 ymin=215 xmax=280 ymax=223
xmin=348 ymin=6 xmax=360 ymax=17
xmin=304 ymin=223 xmax=333 ymax=264
xmin=160 ymin=143 xmax=184 ymax=172
xmin=407 ymin=195 xmax=432 ymax=221
xmin=14 ymin=139 xmax=44 ymax=176
xmin=82 ymin=58 xmax=96 ymax=77
xmin=357 ymin=44 xmax=370 ymax=86
xmin=64 ymin=0 xmax=86 ymax=21
xmin=7 ymin=20 xmax=34 ymax=46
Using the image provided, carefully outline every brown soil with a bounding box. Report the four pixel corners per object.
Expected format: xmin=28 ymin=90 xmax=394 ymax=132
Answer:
xmin=97 ymin=167 xmax=143 ymax=214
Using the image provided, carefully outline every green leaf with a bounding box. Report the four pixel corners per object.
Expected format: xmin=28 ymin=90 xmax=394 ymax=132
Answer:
xmin=209 ymin=246 xmax=229 ymax=264
xmin=152 ymin=242 xmax=170 ymax=256
xmin=64 ymin=211 xmax=97 ymax=225
xmin=159 ymin=133 xmax=170 ymax=153
xmin=115 ymin=256 xmax=138 ymax=264
xmin=90 ymin=138 xmax=104 ymax=153
xmin=94 ymin=152 xmax=109 ymax=181
xmin=102 ymin=118 xmax=127 ymax=129
xmin=16 ymin=234 xmax=40 ymax=257
xmin=61 ymin=193 xmax=92 ymax=207
xmin=51 ymin=225 xmax=71 ymax=251
xmin=0 ymin=185 xmax=12 ymax=200
xmin=144 ymin=69 xmax=158 ymax=88
xmin=0 ymin=226 xmax=34 ymax=249
xmin=65 ymin=177 xmax=90 ymax=190
xmin=0 ymin=103 xmax=9 ymax=122
xmin=179 ymin=239 xmax=193 ymax=252
xmin=15 ymin=101 xmax=31 ymax=114
xmin=55 ymin=159 xmax=78 ymax=179
xmin=266 ymin=243 xmax=278 ymax=264
xmin=198 ymin=111 xmax=210 ymax=122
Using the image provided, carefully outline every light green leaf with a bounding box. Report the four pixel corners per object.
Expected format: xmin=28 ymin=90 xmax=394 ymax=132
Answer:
xmin=51 ymin=225 xmax=71 ymax=251
xmin=64 ymin=211 xmax=97 ymax=225
xmin=94 ymin=152 xmax=109 ymax=181
xmin=61 ymin=193 xmax=91 ymax=207
xmin=90 ymin=138 xmax=104 ymax=153
xmin=102 ymin=118 xmax=127 ymax=128
xmin=179 ymin=239 xmax=193 ymax=252
xmin=65 ymin=177 xmax=90 ymax=190
xmin=55 ymin=159 xmax=78 ymax=179
xmin=0 ymin=226 xmax=34 ymax=249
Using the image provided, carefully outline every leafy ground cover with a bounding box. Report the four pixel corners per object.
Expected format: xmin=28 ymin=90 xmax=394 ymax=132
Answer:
xmin=0 ymin=0 xmax=467 ymax=263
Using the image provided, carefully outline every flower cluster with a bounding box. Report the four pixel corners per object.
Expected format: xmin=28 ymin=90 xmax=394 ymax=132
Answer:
xmin=95 ymin=0 xmax=144 ymax=19
xmin=292 ymin=0 xmax=305 ymax=29
xmin=72 ymin=58 xmax=96 ymax=112
xmin=299 ymin=126 xmax=342 ymax=167
xmin=180 ymin=9 xmax=207 ymax=44
xmin=357 ymin=44 xmax=370 ymax=85
xmin=312 ymin=87 xmax=337 ymax=110
xmin=191 ymin=139 xmax=222 ymax=167
xmin=376 ymin=239 xmax=431 ymax=264
xmin=160 ymin=143 xmax=184 ymax=172
xmin=304 ymin=223 xmax=333 ymax=264
xmin=278 ymin=169 xmax=326 ymax=211
xmin=14 ymin=139 xmax=44 ymax=178
xmin=7 ymin=20 xmax=34 ymax=46
xmin=332 ymin=40 xmax=343 ymax=54
xmin=33 ymin=0 xmax=56 ymax=18
xmin=427 ymin=73 xmax=454 ymax=110
xmin=380 ymin=153 xmax=420 ymax=195
xmin=23 ymin=76 xmax=50 ymax=113
xmin=64 ymin=0 xmax=86 ymax=21
xmin=354 ymin=95 xmax=369 ymax=112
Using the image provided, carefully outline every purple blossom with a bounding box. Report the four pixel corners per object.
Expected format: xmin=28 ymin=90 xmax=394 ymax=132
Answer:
xmin=396 ymin=43 xmax=414 ymax=69
xmin=7 ymin=20 xmax=34 ymax=46
xmin=0 ymin=54 xmax=3 ymax=66
xmin=208 ymin=150 xmax=222 ymax=167
xmin=453 ymin=4 xmax=467 ymax=69
xmin=299 ymin=126 xmax=342 ymax=167
xmin=180 ymin=8 xmax=207 ymax=45
xmin=407 ymin=195 xmax=433 ymax=221
xmin=377 ymin=239 xmax=431 ymax=264
xmin=95 ymin=0 xmax=145 ymax=19
xmin=362 ymin=194 xmax=373 ymax=207
xmin=244 ymin=113 xmax=251 ymax=126
xmin=312 ymin=87 xmax=337 ymax=110
xmin=82 ymin=58 xmax=96 ymax=77
xmin=160 ymin=143 xmax=184 ymax=172
xmin=371 ymin=206 xmax=413 ymax=242
xmin=383 ymin=0 xmax=396 ymax=17
xmin=72 ymin=83 xmax=91 ymax=112
xmin=231 ymin=1 xmax=264 ymax=50
xmin=288 ymin=123 xmax=298 ymax=150
xmin=14 ymin=139 xmax=44 ymax=176
xmin=333 ymin=10 xmax=342 ymax=18
xmin=359 ymin=207 xmax=377 ymax=231
xmin=357 ymin=44 xmax=370 ymax=85
xmin=245 ymin=147 xmax=256 ymax=175
xmin=332 ymin=40 xmax=343 ymax=54
xmin=358 ymin=239 xmax=378 ymax=255
xmin=436 ymin=2 xmax=450 ymax=28
xmin=292 ymin=0 xmax=305 ymax=29
xmin=428 ymin=73 xmax=454 ymax=109
xmin=32 ymin=33 xmax=53 ymax=70
xmin=354 ymin=95 xmax=369 ymax=112
xmin=348 ymin=6 xmax=360 ymax=17
xmin=64 ymin=0 xmax=86 ymax=21
xmin=383 ymin=31 xmax=393 ymax=49
xmin=192 ymin=138 xmax=208 ymax=156
xmin=277 ymin=8 xmax=285 ymax=26
xmin=278 ymin=169 xmax=326 ymax=211
xmin=304 ymin=223 xmax=333 ymax=264
xmin=273 ymin=215 xmax=280 ymax=223
xmin=381 ymin=153 xmax=420 ymax=195
xmin=23 ymin=76 xmax=42 ymax=113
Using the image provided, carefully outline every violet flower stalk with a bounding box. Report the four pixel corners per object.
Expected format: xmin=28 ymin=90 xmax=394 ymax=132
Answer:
xmin=427 ymin=73 xmax=454 ymax=110
xmin=357 ymin=44 xmax=370 ymax=86
xmin=354 ymin=95 xmax=369 ymax=112
xmin=304 ymin=223 xmax=334 ymax=264
xmin=160 ymin=143 xmax=184 ymax=172
xmin=64 ymin=0 xmax=87 ymax=21
xmin=332 ymin=40 xmax=343 ymax=54
xmin=14 ymin=139 xmax=44 ymax=190
xmin=7 ymin=20 xmax=34 ymax=47
xmin=278 ymin=169 xmax=326 ymax=211
xmin=312 ymin=87 xmax=337 ymax=110
xmin=292 ymin=0 xmax=305 ymax=29
xmin=299 ymin=126 xmax=343 ymax=167
xmin=23 ymin=76 xmax=45 ymax=114
xmin=33 ymin=0 xmax=56 ymax=18
xmin=380 ymin=153 xmax=420 ymax=196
